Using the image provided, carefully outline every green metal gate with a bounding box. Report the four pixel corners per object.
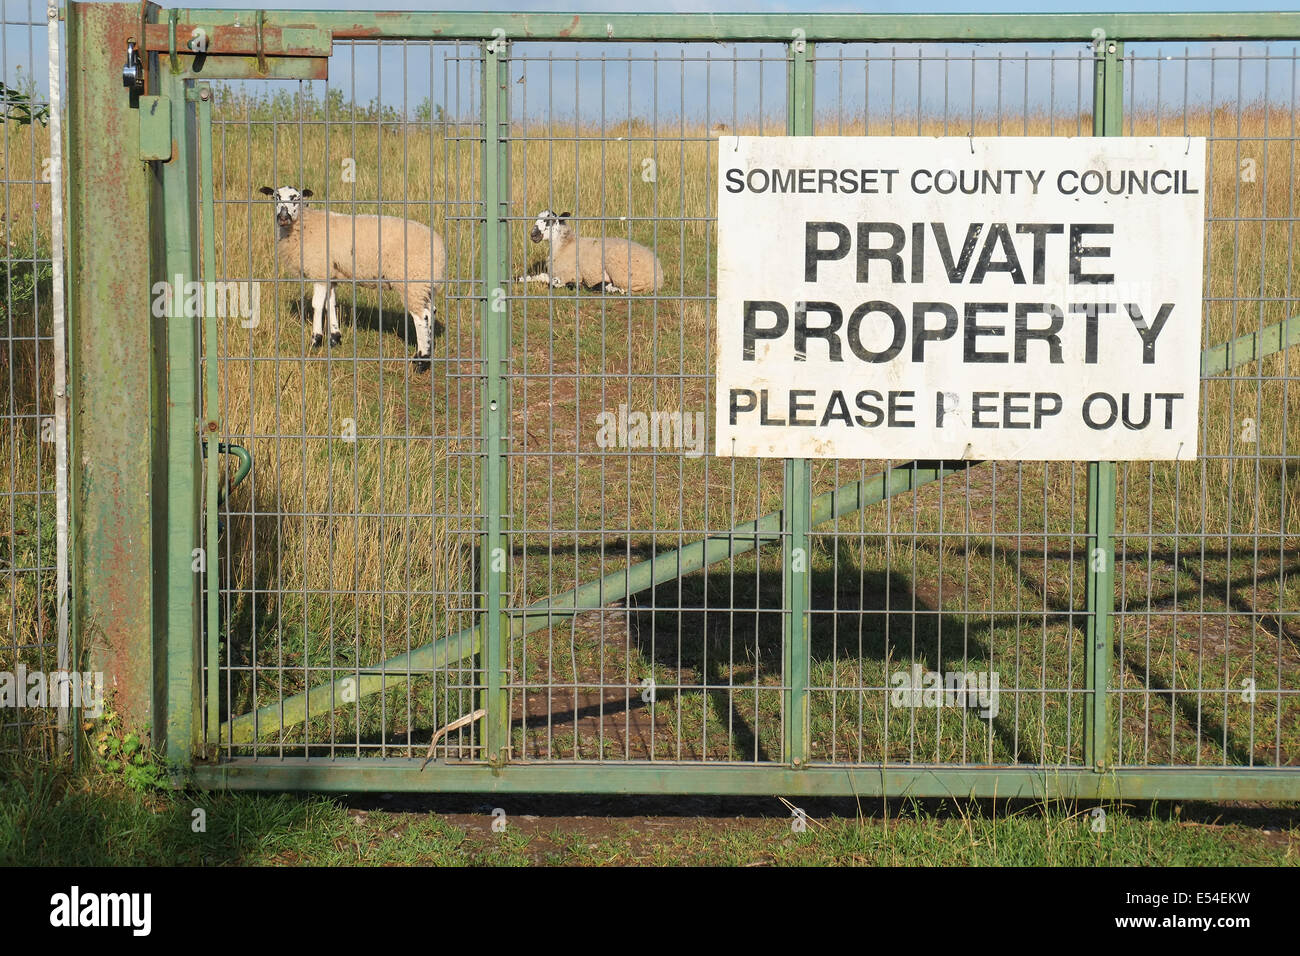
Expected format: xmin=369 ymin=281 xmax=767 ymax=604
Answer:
xmin=64 ymin=5 xmax=1300 ymax=799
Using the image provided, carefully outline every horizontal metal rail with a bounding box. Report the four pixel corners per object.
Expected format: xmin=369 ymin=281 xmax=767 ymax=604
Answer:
xmin=192 ymin=761 xmax=1300 ymax=801
xmin=168 ymin=11 xmax=1300 ymax=43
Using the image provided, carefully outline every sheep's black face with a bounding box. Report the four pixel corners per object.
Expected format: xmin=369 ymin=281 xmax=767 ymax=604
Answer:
xmin=530 ymin=209 xmax=570 ymax=244
xmin=259 ymin=185 xmax=313 ymax=229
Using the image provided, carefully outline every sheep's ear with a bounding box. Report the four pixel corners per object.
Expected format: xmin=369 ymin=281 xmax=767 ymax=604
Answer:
xmin=301 ymin=188 xmax=314 ymax=198
xmin=559 ymin=211 xmax=571 ymax=221
xmin=258 ymin=186 xmax=276 ymax=196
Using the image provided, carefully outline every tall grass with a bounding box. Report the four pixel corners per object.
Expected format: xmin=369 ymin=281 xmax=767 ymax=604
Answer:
xmin=0 ymin=109 xmax=59 ymax=756
xmin=1 ymin=84 xmax=1297 ymax=766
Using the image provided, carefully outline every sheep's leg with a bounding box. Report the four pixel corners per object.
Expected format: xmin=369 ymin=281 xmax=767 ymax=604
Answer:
xmin=412 ymin=302 xmax=432 ymax=374
xmin=600 ymin=271 xmax=628 ymax=295
xmin=327 ymin=284 xmax=341 ymax=347
xmin=514 ymin=271 xmax=574 ymax=290
xmin=309 ymin=282 xmax=329 ymax=347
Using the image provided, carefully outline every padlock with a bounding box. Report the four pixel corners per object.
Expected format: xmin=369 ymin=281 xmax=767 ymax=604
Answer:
xmin=122 ymin=40 xmax=143 ymax=94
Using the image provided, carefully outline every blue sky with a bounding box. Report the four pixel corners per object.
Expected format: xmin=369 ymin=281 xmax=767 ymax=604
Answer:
xmin=95 ymin=1 xmax=1300 ymax=11
xmin=6 ymin=0 xmax=1300 ymax=118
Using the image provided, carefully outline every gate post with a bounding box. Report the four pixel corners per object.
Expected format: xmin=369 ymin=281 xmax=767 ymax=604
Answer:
xmin=480 ymin=36 xmax=512 ymax=765
xmin=783 ymin=36 xmax=814 ymax=767
xmin=65 ymin=1 xmax=160 ymax=738
xmin=1084 ymin=37 xmax=1123 ymax=772
xmin=154 ymin=63 xmax=203 ymax=768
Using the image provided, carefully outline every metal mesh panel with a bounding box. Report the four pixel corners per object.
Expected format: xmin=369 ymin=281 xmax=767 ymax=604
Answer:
xmin=0 ymin=3 xmax=58 ymax=757
xmin=206 ymin=41 xmax=485 ymax=759
xmin=507 ymin=44 xmax=788 ymax=762
xmin=171 ymin=24 xmax=1297 ymax=782
xmin=802 ymin=45 xmax=1098 ymax=768
xmin=1109 ymin=43 xmax=1300 ymax=768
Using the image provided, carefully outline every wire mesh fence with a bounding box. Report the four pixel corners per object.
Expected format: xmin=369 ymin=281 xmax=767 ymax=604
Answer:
xmin=0 ymin=2 xmax=59 ymax=758
xmin=197 ymin=32 xmax=1297 ymax=777
xmin=800 ymin=43 xmax=1300 ymax=770
xmin=204 ymin=41 xmax=487 ymax=759
xmin=0 ymin=7 xmax=1295 ymax=790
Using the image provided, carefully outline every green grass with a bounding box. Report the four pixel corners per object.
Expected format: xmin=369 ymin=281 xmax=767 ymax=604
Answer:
xmin=0 ymin=754 xmax=1294 ymax=866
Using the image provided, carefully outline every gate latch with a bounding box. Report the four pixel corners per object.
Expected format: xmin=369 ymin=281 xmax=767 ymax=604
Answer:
xmin=138 ymin=94 xmax=172 ymax=161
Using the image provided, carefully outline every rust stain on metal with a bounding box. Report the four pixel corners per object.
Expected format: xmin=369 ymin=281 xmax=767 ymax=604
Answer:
xmin=137 ymin=0 xmax=153 ymax=95
xmin=337 ymin=11 xmax=434 ymax=39
xmin=144 ymin=22 xmax=330 ymax=57
xmin=68 ymin=2 xmax=158 ymax=730
xmin=557 ymin=15 xmax=581 ymax=37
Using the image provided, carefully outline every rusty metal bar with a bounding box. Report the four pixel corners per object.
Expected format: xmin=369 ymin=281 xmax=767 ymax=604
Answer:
xmin=65 ymin=0 xmax=160 ymax=735
xmin=141 ymin=21 xmax=331 ymax=57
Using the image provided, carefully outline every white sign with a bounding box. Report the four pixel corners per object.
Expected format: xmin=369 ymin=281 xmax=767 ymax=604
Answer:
xmin=715 ymin=136 xmax=1206 ymax=461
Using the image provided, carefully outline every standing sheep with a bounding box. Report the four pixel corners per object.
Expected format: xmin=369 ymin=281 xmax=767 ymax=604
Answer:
xmin=516 ymin=210 xmax=664 ymax=294
xmin=259 ymin=185 xmax=447 ymax=371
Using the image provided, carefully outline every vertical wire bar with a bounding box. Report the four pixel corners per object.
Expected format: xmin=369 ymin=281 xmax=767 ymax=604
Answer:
xmin=323 ymin=43 xmax=337 ymax=758
xmin=401 ymin=38 xmax=413 ymax=759
xmin=1195 ymin=50 xmax=1216 ymax=768
xmin=294 ymin=79 xmax=307 ymax=757
xmin=217 ymin=108 xmax=231 ymax=758
xmin=160 ymin=67 xmax=202 ymax=767
xmin=1083 ymin=38 xmax=1122 ymax=772
xmin=1280 ymin=48 xmax=1297 ymax=767
xmin=376 ymin=44 xmax=388 ymax=758
xmin=197 ymin=83 xmax=219 ymax=751
xmin=1221 ymin=47 xmax=1244 ymax=767
xmin=2 ymin=3 xmax=18 ymax=750
xmin=348 ymin=41 xmax=361 ymax=756
xmin=480 ymin=37 xmax=511 ymax=763
xmin=45 ymin=0 xmax=70 ymax=753
xmin=783 ymin=37 xmax=812 ymax=768
xmin=1248 ymin=47 xmax=1269 ymax=767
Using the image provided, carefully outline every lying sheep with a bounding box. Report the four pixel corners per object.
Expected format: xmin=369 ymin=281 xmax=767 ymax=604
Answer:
xmin=259 ymin=185 xmax=446 ymax=371
xmin=516 ymin=210 xmax=664 ymax=294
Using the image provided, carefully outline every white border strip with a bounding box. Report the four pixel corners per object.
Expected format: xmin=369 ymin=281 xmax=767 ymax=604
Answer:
xmin=47 ymin=0 xmax=69 ymax=748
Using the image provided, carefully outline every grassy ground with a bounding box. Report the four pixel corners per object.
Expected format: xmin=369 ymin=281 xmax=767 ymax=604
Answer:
xmin=0 ymin=755 xmax=1294 ymax=866
xmin=2 ymin=88 xmax=1298 ymax=775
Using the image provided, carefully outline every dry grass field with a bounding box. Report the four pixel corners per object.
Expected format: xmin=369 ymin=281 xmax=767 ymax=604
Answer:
xmin=3 ymin=86 xmax=1298 ymax=769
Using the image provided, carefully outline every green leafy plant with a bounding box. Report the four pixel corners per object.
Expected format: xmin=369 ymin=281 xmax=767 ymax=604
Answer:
xmin=0 ymin=74 xmax=49 ymax=127
xmin=93 ymin=710 xmax=168 ymax=793
xmin=1 ymin=238 xmax=54 ymax=326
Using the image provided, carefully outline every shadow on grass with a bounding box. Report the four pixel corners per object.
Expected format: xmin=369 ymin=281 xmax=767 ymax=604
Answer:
xmin=4 ymin=750 xmax=1293 ymax=865
xmin=344 ymin=789 xmax=1300 ymax=833
xmin=220 ymin=483 xmax=286 ymax=725
xmin=991 ymin=540 xmax=1300 ymax=766
xmin=288 ymin=294 xmax=445 ymax=354
xmin=623 ymin=548 xmax=1027 ymax=763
